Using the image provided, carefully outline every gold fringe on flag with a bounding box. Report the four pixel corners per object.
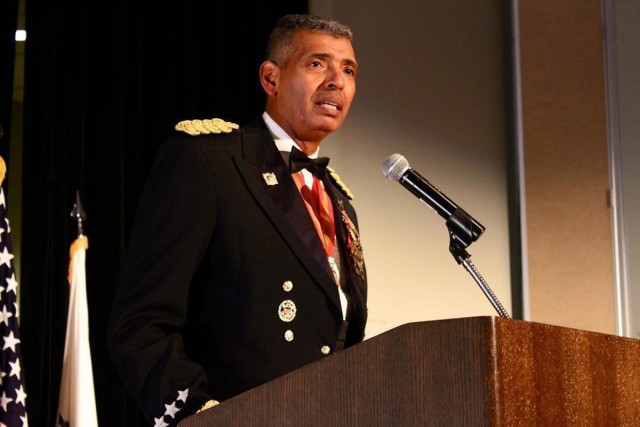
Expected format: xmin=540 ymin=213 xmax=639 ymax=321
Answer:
xmin=68 ymin=236 xmax=89 ymax=285
xmin=0 ymin=157 xmax=6 ymax=186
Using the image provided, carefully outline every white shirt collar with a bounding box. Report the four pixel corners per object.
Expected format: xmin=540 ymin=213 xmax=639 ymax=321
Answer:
xmin=262 ymin=112 xmax=320 ymax=159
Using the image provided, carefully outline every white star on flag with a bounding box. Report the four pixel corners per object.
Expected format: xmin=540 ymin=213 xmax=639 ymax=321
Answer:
xmin=8 ymin=360 xmax=20 ymax=380
xmin=2 ymin=331 xmax=19 ymax=353
xmin=0 ymin=305 xmax=12 ymax=327
xmin=14 ymin=387 xmax=26 ymax=407
xmin=0 ymin=248 xmax=13 ymax=270
xmin=0 ymin=391 xmax=13 ymax=412
xmin=5 ymin=274 xmax=17 ymax=296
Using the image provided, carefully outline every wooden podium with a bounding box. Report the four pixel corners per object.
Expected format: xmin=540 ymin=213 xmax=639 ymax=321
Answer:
xmin=179 ymin=316 xmax=640 ymax=426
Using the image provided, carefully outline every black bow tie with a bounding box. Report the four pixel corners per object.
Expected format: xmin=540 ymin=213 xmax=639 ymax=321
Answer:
xmin=288 ymin=146 xmax=330 ymax=177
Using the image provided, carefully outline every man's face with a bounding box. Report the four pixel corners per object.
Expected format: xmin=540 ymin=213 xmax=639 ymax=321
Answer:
xmin=271 ymin=30 xmax=357 ymax=143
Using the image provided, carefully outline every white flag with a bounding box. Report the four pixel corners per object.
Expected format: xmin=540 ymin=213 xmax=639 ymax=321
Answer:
xmin=57 ymin=235 xmax=98 ymax=427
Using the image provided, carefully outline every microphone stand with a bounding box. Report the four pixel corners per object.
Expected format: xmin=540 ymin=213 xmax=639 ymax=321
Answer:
xmin=447 ymin=210 xmax=510 ymax=319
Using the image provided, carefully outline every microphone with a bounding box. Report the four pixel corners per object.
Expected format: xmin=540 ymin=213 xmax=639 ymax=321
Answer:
xmin=382 ymin=153 xmax=485 ymax=247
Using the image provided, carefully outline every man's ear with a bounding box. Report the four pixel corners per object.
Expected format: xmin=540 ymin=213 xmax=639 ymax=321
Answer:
xmin=259 ymin=61 xmax=279 ymax=95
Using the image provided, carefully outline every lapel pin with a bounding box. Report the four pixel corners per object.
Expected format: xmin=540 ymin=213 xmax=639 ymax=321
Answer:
xmin=263 ymin=172 xmax=278 ymax=186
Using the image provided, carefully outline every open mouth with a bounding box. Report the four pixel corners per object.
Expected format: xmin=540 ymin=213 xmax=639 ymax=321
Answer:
xmin=318 ymin=101 xmax=341 ymax=111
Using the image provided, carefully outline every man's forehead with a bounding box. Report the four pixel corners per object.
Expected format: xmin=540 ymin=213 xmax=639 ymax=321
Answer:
xmin=292 ymin=32 xmax=357 ymax=65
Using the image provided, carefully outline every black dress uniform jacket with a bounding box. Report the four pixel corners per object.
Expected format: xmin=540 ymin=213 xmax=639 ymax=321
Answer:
xmin=107 ymin=117 xmax=368 ymax=425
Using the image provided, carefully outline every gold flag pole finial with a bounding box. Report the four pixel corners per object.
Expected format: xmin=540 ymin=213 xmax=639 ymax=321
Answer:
xmin=68 ymin=191 xmax=88 ymax=284
xmin=70 ymin=190 xmax=87 ymax=237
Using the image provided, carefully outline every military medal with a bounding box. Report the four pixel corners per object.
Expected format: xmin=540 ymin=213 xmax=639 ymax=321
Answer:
xmin=338 ymin=200 xmax=365 ymax=280
xmin=278 ymin=300 xmax=297 ymax=322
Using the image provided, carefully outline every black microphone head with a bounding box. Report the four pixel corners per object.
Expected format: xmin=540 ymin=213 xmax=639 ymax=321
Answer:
xmin=382 ymin=153 xmax=410 ymax=181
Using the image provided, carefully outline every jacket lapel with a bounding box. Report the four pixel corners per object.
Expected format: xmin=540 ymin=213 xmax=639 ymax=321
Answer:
xmin=232 ymin=119 xmax=342 ymax=313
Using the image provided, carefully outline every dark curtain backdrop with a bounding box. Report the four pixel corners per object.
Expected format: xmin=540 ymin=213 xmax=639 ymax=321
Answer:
xmin=20 ymin=2 xmax=307 ymax=426
xmin=0 ymin=0 xmax=18 ymax=160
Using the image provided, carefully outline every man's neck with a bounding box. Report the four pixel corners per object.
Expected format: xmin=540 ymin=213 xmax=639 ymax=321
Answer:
xmin=296 ymin=141 xmax=320 ymax=157
xmin=262 ymin=112 xmax=321 ymax=157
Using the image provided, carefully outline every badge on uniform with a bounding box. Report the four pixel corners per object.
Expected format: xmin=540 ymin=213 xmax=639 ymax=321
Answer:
xmin=278 ymin=300 xmax=297 ymax=322
xmin=263 ymin=172 xmax=278 ymax=186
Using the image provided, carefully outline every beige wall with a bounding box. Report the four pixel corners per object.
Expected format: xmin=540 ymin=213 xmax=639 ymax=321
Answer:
xmin=519 ymin=0 xmax=615 ymax=334
xmin=311 ymin=0 xmax=618 ymax=338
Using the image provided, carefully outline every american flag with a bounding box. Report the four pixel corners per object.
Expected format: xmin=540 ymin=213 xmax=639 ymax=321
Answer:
xmin=0 ymin=186 xmax=28 ymax=426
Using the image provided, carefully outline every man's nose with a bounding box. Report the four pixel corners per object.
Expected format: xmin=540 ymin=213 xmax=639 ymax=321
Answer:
xmin=325 ymin=66 xmax=345 ymax=90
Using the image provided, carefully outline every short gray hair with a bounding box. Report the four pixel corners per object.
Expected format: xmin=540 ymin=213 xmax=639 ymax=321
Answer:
xmin=266 ymin=14 xmax=354 ymax=65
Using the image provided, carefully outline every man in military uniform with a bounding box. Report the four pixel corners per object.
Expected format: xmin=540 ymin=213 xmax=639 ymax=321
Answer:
xmin=108 ymin=14 xmax=367 ymax=426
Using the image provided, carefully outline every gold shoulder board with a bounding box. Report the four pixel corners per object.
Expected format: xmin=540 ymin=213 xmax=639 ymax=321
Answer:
xmin=175 ymin=118 xmax=239 ymax=136
xmin=327 ymin=166 xmax=354 ymax=200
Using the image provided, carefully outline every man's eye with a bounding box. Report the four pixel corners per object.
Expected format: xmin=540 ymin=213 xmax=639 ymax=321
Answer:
xmin=310 ymin=61 xmax=322 ymax=68
xmin=345 ymin=68 xmax=356 ymax=76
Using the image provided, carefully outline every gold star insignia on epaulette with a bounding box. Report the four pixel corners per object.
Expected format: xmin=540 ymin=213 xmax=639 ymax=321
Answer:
xmin=175 ymin=118 xmax=239 ymax=136
xmin=327 ymin=166 xmax=354 ymax=200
